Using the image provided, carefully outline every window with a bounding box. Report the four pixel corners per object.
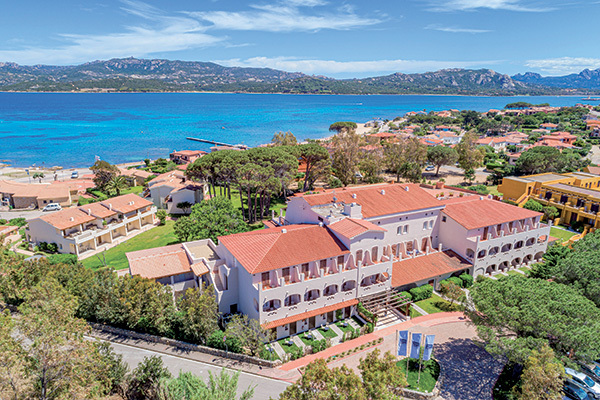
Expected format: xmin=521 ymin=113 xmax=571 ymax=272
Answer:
xmin=320 ymin=259 xmax=327 ymax=269
xmin=337 ymin=255 xmax=344 ymax=266
xmin=429 ymin=220 xmax=434 ymax=229
xmin=423 ymin=222 xmax=428 ymax=230
xmin=282 ymin=267 xmax=290 ymax=284
xmin=403 ymin=225 xmax=409 ymax=234
xmin=442 ymin=216 xmax=447 ymax=223
xmin=397 ymin=226 xmax=402 ymax=235
xmin=301 ymin=263 xmax=309 ymax=277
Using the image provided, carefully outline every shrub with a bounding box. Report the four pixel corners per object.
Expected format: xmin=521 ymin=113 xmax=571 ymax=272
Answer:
xmin=409 ymin=285 xmax=433 ymax=302
xmin=366 ymin=322 xmax=374 ymax=333
xmin=206 ymin=330 xmax=242 ymax=354
xmin=328 ymin=176 xmax=343 ymax=189
xmin=156 ymin=210 xmax=167 ymax=225
xmin=523 ymin=199 xmax=543 ymax=212
xmin=0 ymin=219 xmax=7 ymax=225
xmin=398 ymin=291 xmax=412 ymax=301
xmin=571 ymin=220 xmax=585 ymax=233
xmin=8 ymin=218 xmax=27 ymax=227
xmin=441 ymin=276 xmax=463 ymax=288
xmin=357 ymin=302 xmax=377 ymax=323
xmin=459 ymin=273 xmax=474 ymax=288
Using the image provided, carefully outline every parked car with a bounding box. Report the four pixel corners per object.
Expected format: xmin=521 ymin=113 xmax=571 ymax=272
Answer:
xmin=579 ymin=362 xmax=600 ymax=384
xmin=425 ymin=165 xmax=435 ymax=171
xmin=564 ymin=379 xmax=592 ymax=400
xmin=71 ymin=171 xmax=79 ymax=179
xmin=42 ymin=203 xmax=62 ymax=212
xmin=566 ymin=368 xmax=600 ymax=398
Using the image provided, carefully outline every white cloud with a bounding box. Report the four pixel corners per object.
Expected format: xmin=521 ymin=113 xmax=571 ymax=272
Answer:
xmin=0 ymin=0 xmax=223 ymax=65
xmin=425 ymin=24 xmax=491 ymax=33
xmin=525 ymin=57 xmax=600 ymax=75
xmin=190 ymin=1 xmax=379 ymax=32
xmin=429 ymin=0 xmax=554 ymax=12
xmin=214 ymin=56 xmax=499 ymax=77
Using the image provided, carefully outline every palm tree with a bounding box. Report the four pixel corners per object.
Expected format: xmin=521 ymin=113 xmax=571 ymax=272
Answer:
xmin=106 ymin=175 xmax=128 ymax=196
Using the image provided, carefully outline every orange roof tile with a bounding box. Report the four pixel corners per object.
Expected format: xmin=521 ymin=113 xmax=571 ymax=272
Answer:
xmin=442 ymin=197 xmax=541 ymax=230
xmin=262 ymin=299 xmax=358 ymax=330
xmin=392 ymin=250 xmax=471 ymax=287
xmin=329 ymin=218 xmax=386 ymax=239
xmin=190 ymin=260 xmax=210 ymax=276
xmin=39 ymin=207 xmax=96 ymax=230
xmin=0 ymin=225 xmax=19 ymax=237
xmin=301 ymin=183 xmax=442 ymax=219
xmin=127 ymin=244 xmax=192 ymax=279
xmin=103 ymin=193 xmax=152 ymax=214
xmin=78 ymin=202 xmax=116 ymax=219
xmin=217 ymin=225 xmax=349 ymax=274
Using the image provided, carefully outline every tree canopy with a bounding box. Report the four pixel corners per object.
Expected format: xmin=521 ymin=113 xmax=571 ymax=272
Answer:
xmin=384 ymin=137 xmax=427 ymax=183
xmin=467 ymin=275 xmax=600 ymax=364
xmin=329 ymin=121 xmax=357 ymax=134
xmin=174 ymin=197 xmax=249 ymax=243
xmin=426 ymin=146 xmax=458 ymax=176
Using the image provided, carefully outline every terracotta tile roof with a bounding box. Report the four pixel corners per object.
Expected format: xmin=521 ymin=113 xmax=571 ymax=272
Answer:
xmin=127 ymin=244 xmax=192 ymax=279
xmin=329 ymin=218 xmax=386 ymax=239
xmin=133 ymin=170 xmax=153 ymax=179
xmin=0 ymin=180 xmax=70 ymax=199
xmin=391 ymin=250 xmax=471 ymax=288
xmin=40 ymin=207 xmax=96 ymax=230
xmin=103 ymin=193 xmax=152 ymax=214
xmin=148 ymin=170 xmax=185 ymax=186
xmin=301 ymin=183 xmax=442 ymax=219
xmin=262 ymin=299 xmax=358 ymax=330
xmin=172 ymin=150 xmax=206 ymax=156
xmin=369 ymin=132 xmax=397 ymax=138
xmin=442 ymin=197 xmax=541 ymax=230
xmin=190 ymin=260 xmax=210 ymax=276
xmin=586 ymin=166 xmax=600 ymax=175
xmin=217 ymin=224 xmax=349 ymax=274
xmin=79 ymin=202 xmax=116 ymax=219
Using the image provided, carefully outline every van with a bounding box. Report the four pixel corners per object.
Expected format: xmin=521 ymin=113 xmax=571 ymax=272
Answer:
xmin=42 ymin=203 xmax=62 ymax=212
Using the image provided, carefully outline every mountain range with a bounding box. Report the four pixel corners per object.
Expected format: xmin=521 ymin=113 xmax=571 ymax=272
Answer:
xmin=0 ymin=57 xmax=598 ymax=95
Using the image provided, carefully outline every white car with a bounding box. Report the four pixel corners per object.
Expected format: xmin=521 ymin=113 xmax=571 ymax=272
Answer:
xmin=566 ymin=368 xmax=600 ymax=398
xmin=42 ymin=203 xmax=62 ymax=212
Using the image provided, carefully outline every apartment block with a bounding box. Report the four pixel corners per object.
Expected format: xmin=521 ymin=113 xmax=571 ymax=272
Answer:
xmin=27 ymin=193 xmax=156 ymax=258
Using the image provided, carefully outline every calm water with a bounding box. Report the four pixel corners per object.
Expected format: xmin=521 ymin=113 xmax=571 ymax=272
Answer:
xmin=0 ymin=93 xmax=588 ymax=168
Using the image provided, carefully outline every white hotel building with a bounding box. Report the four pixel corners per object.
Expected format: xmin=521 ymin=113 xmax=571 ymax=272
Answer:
xmin=127 ymin=183 xmax=551 ymax=339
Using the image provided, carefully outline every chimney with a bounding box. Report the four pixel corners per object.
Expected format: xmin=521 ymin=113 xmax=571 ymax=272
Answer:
xmin=404 ymin=186 xmax=410 ymax=192
xmin=87 ymin=209 xmax=91 ymax=215
xmin=70 ymin=217 xmax=74 ymax=221
xmin=108 ymin=203 xmax=112 ymax=210
xmin=479 ymin=196 xmax=484 ymax=200
xmin=318 ymin=222 xmax=323 ymax=227
xmin=281 ymin=228 xmax=287 ymax=233
xmin=351 ymin=193 xmax=357 ymax=199
xmin=380 ymin=189 xmax=385 ymax=195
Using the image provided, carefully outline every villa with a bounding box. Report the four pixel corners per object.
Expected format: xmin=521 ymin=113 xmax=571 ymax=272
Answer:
xmin=27 ymin=193 xmax=156 ymax=258
xmin=126 ymin=183 xmax=550 ymax=339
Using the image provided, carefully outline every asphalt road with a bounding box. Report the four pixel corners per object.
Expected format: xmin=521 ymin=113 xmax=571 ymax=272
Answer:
xmin=106 ymin=341 xmax=291 ymax=400
xmin=0 ymin=209 xmax=54 ymax=221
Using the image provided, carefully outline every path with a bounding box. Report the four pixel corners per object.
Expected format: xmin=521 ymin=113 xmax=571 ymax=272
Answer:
xmin=105 ymin=340 xmax=290 ymax=400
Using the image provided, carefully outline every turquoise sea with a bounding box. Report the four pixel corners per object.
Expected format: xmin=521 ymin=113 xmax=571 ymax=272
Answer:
xmin=0 ymin=93 xmax=589 ymax=168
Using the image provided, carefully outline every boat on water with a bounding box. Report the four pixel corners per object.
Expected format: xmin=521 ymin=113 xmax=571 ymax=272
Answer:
xmin=582 ymin=96 xmax=600 ymax=101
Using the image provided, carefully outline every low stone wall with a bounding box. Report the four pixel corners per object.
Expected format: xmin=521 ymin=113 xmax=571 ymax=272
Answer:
xmin=400 ymin=386 xmax=441 ymax=400
xmin=89 ymin=322 xmax=281 ymax=368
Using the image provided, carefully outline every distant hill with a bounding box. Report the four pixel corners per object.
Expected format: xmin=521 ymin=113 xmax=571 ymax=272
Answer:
xmin=0 ymin=57 xmax=587 ymax=95
xmin=512 ymin=69 xmax=600 ymax=90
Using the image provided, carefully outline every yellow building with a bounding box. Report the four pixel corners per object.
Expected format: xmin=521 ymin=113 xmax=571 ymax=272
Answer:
xmin=498 ymin=172 xmax=600 ymax=229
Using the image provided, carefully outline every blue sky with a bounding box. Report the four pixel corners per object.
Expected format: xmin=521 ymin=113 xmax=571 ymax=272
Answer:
xmin=1 ymin=0 xmax=598 ymax=78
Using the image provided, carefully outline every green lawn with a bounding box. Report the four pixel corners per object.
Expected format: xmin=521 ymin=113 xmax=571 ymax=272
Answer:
xmin=216 ymin=186 xmax=287 ymax=221
xmin=517 ymin=267 xmax=531 ymax=276
xmin=335 ymin=320 xmax=356 ymax=334
xmin=550 ymin=226 xmax=576 ymax=242
xmin=414 ymin=294 xmax=462 ymax=314
xmin=276 ymin=338 xmax=301 ymax=354
xmin=487 ymin=185 xmax=502 ymax=197
xmin=410 ymin=306 xmax=424 ymax=318
xmin=397 ymin=359 xmax=440 ymax=393
xmin=318 ymin=326 xmax=338 ymax=339
xmin=81 ymin=220 xmax=179 ymax=270
xmin=300 ymin=332 xmax=320 ymax=347
xmin=506 ymin=270 xmax=522 ymax=276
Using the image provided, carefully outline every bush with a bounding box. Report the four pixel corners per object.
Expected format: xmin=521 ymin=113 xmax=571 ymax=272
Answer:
xmin=523 ymin=199 xmax=543 ymax=213
xmin=311 ymin=339 xmax=330 ymax=353
xmin=46 ymin=253 xmax=78 ymax=265
xmin=328 ymin=176 xmax=343 ymax=189
xmin=440 ymin=276 xmax=463 ymax=288
xmin=357 ymin=302 xmax=377 ymax=323
xmin=571 ymin=220 xmax=585 ymax=233
xmin=409 ymin=285 xmax=433 ymax=302
xmin=459 ymin=273 xmax=474 ymax=288
xmin=8 ymin=218 xmax=27 ymax=227
xmin=206 ymin=330 xmax=243 ymax=354
xmin=156 ymin=210 xmax=167 ymax=225
xmin=0 ymin=219 xmax=7 ymax=225
xmin=37 ymin=242 xmax=58 ymax=254
xmin=467 ymin=184 xmax=490 ymax=195
xmin=366 ymin=322 xmax=374 ymax=334
xmin=396 ymin=291 xmax=412 ymax=302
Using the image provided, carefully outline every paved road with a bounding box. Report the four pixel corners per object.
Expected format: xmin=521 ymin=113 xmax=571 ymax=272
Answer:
xmin=0 ymin=209 xmax=53 ymax=221
xmin=435 ymin=338 xmax=504 ymax=400
xmin=106 ymin=341 xmax=290 ymax=400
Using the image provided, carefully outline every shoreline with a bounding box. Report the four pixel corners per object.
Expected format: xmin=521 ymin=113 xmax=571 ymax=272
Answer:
xmin=0 ymin=90 xmax=589 ymax=98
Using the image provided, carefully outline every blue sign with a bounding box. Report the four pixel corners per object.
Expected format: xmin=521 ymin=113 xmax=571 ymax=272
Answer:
xmin=397 ymin=330 xmax=409 ymax=357
xmin=423 ymin=335 xmax=435 ymax=361
xmin=410 ymin=333 xmax=422 ymax=359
